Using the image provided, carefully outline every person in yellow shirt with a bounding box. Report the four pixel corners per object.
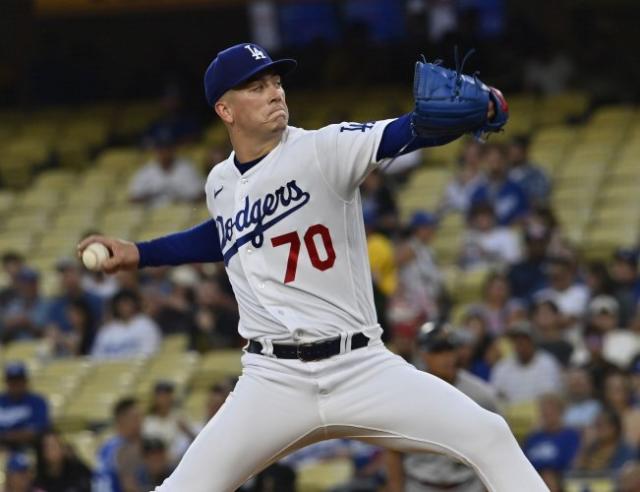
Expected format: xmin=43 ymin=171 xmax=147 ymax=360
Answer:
xmin=364 ymin=209 xmax=398 ymax=297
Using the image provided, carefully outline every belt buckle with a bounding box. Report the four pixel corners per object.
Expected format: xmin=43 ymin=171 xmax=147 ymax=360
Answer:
xmin=297 ymin=342 xmax=320 ymax=362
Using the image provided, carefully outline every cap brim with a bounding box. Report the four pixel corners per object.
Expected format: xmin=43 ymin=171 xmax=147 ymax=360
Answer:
xmin=229 ymin=58 xmax=297 ymax=91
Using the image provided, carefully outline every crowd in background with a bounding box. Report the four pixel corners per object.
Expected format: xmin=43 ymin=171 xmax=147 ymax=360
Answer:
xmin=2 ymin=110 xmax=640 ymax=491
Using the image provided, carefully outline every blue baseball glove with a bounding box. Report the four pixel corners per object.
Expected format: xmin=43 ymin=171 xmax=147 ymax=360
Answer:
xmin=410 ymin=50 xmax=508 ymax=139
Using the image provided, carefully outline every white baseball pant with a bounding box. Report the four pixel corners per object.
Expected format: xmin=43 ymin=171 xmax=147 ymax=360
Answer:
xmin=154 ymin=339 xmax=549 ymax=492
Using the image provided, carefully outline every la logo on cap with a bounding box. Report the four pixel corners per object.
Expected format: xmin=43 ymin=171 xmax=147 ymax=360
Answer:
xmin=245 ymin=45 xmax=267 ymax=61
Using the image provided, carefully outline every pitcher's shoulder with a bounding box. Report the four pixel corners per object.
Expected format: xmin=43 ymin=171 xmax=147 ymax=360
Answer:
xmin=205 ymin=155 xmax=233 ymax=191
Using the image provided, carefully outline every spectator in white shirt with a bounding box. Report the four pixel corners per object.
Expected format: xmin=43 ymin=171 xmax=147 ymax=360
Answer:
xmin=91 ymin=289 xmax=161 ymax=360
xmin=587 ymin=295 xmax=640 ymax=369
xmin=395 ymin=211 xmax=443 ymax=321
xmin=491 ymin=322 xmax=563 ymax=403
xmin=143 ymin=381 xmax=195 ymax=465
xmin=439 ymin=139 xmax=485 ymax=214
xmin=563 ymin=367 xmax=601 ymax=430
xmin=535 ymin=256 xmax=589 ymax=339
xmin=129 ymin=128 xmax=204 ymax=208
xmin=459 ymin=202 xmax=522 ymax=271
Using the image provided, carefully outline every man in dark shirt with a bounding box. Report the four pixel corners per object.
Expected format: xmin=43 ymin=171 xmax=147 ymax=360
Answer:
xmin=610 ymin=248 xmax=640 ymax=327
xmin=524 ymin=393 xmax=580 ymax=472
xmin=45 ymin=258 xmax=102 ymax=346
xmin=0 ymin=362 xmax=50 ymax=449
xmin=470 ymin=143 xmax=529 ymax=226
xmin=508 ymin=225 xmax=550 ymax=301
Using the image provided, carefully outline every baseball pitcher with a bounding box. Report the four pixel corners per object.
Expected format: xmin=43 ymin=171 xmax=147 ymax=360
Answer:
xmin=79 ymin=43 xmax=547 ymax=492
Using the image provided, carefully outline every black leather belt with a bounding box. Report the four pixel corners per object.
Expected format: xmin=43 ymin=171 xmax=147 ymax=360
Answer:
xmin=247 ymin=333 xmax=369 ymax=362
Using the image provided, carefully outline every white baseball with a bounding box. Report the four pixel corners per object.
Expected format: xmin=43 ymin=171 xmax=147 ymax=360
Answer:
xmin=82 ymin=243 xmax=111 ymax=271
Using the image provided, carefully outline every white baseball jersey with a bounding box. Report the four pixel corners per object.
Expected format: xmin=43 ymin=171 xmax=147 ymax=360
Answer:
xmin=205 ymin=121 xmax=393 ymax=344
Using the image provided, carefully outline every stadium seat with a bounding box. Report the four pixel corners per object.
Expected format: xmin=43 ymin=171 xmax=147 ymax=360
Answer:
xmin=112 ymin=102 xmax=163 ymax=139
xmin=95 ymin=147 xmax=142 ymax=173
xmin=15 ymin=189 xmax=61 ymax=211
xmin=146 ymin=204 xmax=195 ymax=229
xmin=503 ymin=400 xmax=539 ymax=443
xmin=4 ymin=212 xmax=50 ymax=234
xmin=438 ymin=213 xmax=464 ymax=235
xmin=564 ymin=477 xmax=614 ymax=492
xmin=453 ymin=268 xmax=489 ymax=304
xmin=3 ymin=340 xmax=48 ymax=366
xmin=0 ymin=232 xmax=38 ymax=256
xmin=64 ymin=431 xmax=99 ymax=469
xmin=159 ymin=333 xmax=190 ymax=354
xmin=297 ymin=459 xmax=354 ymax=492
xmin=183 ymin=390 xmax=209 ymax=425
xmin=32 ymin=170 xmax=78 ymax=191
xmin=193 ymin=350 xmax=243 ymax=389
xmin=55 ymin=140 xmax=93 ymax=169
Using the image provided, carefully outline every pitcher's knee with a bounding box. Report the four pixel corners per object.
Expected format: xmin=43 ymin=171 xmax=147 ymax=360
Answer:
xmin=465 ymin=410 xmax=514 ymax=457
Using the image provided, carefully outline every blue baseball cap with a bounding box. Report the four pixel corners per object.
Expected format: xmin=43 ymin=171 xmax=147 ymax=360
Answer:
xmin=409 ymin=211 xmax=439 ymax=229
xmin=204 ymin=43 xmax=297 ymax=107
xmin=6 ymin=453 xmax=31 ymax=473
xmin=5 ymin=361 xmax=27 ymax=379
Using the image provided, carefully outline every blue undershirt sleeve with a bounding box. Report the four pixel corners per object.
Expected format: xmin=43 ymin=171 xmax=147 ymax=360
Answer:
xmin=136 ymin=219 xmax=223 ymax=268
xmin=376 ymin=113 xmax=463 ymax=161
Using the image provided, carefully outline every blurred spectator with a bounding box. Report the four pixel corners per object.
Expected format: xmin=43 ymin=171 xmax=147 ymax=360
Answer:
xmin=507 ymin=135 xmax=551 ymax=206
xmin=91 ymin=289 xmax=161 ymax=360
xmin=580 ymin=328 xmax=619 ymax=396
xmin=0 ymin=363 xmax=50 ymax=450
xmin=45 ymin=259 xmax=103 ymax=348
xmin=34 ymin=430 xmax=92 ymax=492
xmin=395 ymin=211 xmax=443 ymax=321
xmin=508 ymin=224 xmax=550 ymax=301
xmin=331 ymin=440 xmax=385 ymax=492
xmin=82 ymin=269 xmax=120 ymax=303
xmin=459 ymin=202 xmax=522 ymax=270
xmin=468 ymin=333 xmax=501 ymax=382
xmin=523 ymin=48 xmax=574 ymax=95
xmin=1 ymin=268 xmax=48 ymax=343
xmin=610 ymin=248 xmax=640 ymax=328
xmin=360 ymin=170 xmax=398 ymax=236
xmin=585 ymin=261 xmax=614 ymax=299
xmin=0 ymin=253 xmax=25 ymax=312
xmin=477 ymin=272 xmax=511 ymax=336
xmin=386 ymin=322 xmax=498 ymax=491
xmin=527 ymin=206 xmax=567 ymax=257
xmin=470 ymin=143 xmax=529 ymax=226
xmin=587 ymin=296 xmax=640 ymax=368
xmin=129 ymin=127 xmax=204 ymax=208
xmin=364 ymin=210 xmax=397 ymax=298
xmin=93 ymin=398 xmax=144 ymax=492
xmin=247 ymin=463 xmax=296 ymax=492
xmin=142 ymin=381 xmax=195 ymax=465
xmin=142 ymin=84 xmax=201 ymax=146
xmin=47 ymin=299 xmax=96 ymax=357
xmin=4 ymin=453 xmax=44 ymax=492
xmin=573 ymin=408 xmax=635 ymax=472
xmin=532 ymin=298 xmax=573 ymax=367
xmin=603 ymin=372 xmax=640 ymax=448
xmin=535 ymin=256 xmax=589 ymax=333
xmin=135 ymin=438 xmax=173 ymax=490
xmin=491 ymin=322 xmax=563 ymax=403
xmin=618 ymin=461 xmax=640 ymax=492
xmin=146 ymin=266 xmax=198 ymax=336
xmin=440 ymin=140 xmax=485 ymax=214
xmin=563 ymin=367 xmax=602 ymax=430
xmin=523 ymin=393 xmax=580 ymax=473
xmin=190 ymin=277 xmax=241 ymax=351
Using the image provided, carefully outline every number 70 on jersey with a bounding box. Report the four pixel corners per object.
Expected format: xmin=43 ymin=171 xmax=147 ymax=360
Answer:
xmin=270 ymin=224 xmax=336 ymax=283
